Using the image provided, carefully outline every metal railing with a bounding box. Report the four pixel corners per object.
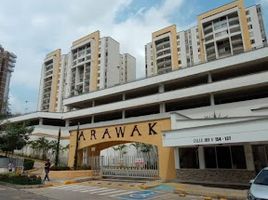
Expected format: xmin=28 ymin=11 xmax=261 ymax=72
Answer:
xmin=87 ymin=154 xmax=159 ymax=179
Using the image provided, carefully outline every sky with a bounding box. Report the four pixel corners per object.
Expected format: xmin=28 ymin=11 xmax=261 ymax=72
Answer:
xmin=0 ymin=0 xmax=267 ymax=114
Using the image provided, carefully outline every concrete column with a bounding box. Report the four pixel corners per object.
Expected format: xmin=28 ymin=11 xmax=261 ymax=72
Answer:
xmin=39 ymin=118 xmax=43 ymax=125
xmin=159 ymin=84 xmax=164 ymax=93
xmin=122 ymin=93 xmax=126 ymax=101
xmin=122 ymin=110 xmax=125 ymax=119
xmin=210 ymin=93 xmax=215 ymax=106
xmin=160 ymin=103 xmax=165 ymax=113
xmin=174 ymin=148 xmax=180 ymax=169
xmin=198 ymin=146 xmax=205 ymax=169
xmin=208 ymin=72 xmax=212 ymax=83
xmin=244 ymin=144 xmax=255 ymax=171
xmin=91 ymin=116 xmax=94 ymax=123
xmin=65 ymin=119 xmax=70 ymax=127
xmin=92 ymin=100 xmax=95 ymax=107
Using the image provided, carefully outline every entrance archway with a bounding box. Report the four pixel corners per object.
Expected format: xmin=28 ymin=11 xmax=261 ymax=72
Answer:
xmin=68 ymin=119 xmax=176 ymax=180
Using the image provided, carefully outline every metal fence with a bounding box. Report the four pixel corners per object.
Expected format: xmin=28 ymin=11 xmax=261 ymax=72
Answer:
xmin=88 ymin=154 xmax=159 ymax=179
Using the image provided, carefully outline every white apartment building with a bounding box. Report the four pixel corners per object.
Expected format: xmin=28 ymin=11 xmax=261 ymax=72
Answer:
xmin=119 ymin=53 xmax=136 ymax=84
xmin=146 ymin=1 xmax=267 ymax=77
xmin=37 ymin=49 xmax=62 ymax=112
xmin=38 ymin=31 xmax=136 ymax=112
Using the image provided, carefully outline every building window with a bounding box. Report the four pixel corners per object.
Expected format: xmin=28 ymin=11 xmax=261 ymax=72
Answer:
xmin=246 ymin=10 xmax=250 ymax=15
xmin=179 ymin=147 xmax=199 ymax=168
xmin=247 ymin=17 xmax=251 ymax=22
xmin=248 ymin=24 xmax=253 ymax=29
xmin=204 ymin=145 xmax=246 ymax=169
xmin=251 ymin=39 xmax=255 ymax=44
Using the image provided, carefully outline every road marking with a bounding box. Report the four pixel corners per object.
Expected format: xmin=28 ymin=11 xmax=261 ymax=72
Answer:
xmin=72 ymin=186 xmax=100 ymax=191
xmin=110 ymin=191 xmax=137 ymax=197
xmin=90 ymin=188 xmax=117 ymax=194
xmin=99 ymin=189 xmax=126 ymax=195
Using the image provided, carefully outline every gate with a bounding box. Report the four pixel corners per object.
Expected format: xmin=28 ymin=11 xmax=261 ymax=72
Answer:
xmin=88 ymin=154 xmax=159 ymax=179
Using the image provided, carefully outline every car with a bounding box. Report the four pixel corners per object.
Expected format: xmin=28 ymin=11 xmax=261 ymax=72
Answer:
xmin=248 ymin=167 xmax=268 ymax=200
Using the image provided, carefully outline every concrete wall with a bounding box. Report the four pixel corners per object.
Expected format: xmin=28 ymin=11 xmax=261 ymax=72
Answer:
xmin=176 ymin=169 xmax=255 ymax=184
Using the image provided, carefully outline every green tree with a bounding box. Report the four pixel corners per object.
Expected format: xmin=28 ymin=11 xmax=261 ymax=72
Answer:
xmin=131 ymin=142 xmax=141 ymax=156
xmin=113 ymin=144 xmax=127 ymax=158
xmin=0 ymin=122 xmax=34 ymax=155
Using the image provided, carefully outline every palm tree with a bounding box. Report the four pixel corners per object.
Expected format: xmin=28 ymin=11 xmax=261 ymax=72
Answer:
xmin=131 ymin=142 xmax=141 ymax=157
xmin=113 ymin=144 xmax=127 ymax=158
xmin=35 ymin=137 xmax=51 ymax=160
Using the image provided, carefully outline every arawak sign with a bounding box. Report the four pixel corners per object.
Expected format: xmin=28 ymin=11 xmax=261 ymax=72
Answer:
xmin=68 ymin=118 xmax=177 ymax=180
xmin=77 ymin=122 xmax=158 ymax=142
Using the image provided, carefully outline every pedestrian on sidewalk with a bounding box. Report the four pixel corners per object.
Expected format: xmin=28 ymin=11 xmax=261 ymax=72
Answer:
xmin=8 ymin=162 xmax=13 ymax=172
xmin=43 ymin=159 xmax=51 ymax=182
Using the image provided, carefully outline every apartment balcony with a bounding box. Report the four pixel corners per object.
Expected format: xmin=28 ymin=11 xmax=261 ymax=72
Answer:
xmin=203 ymin=24 xmax=213 ymax=32
xmin=231 ymin=38 xmax=243 ymax=45
xmin=158 ymin=67 xmax=172 ymax=75
xmin=157 ymin=60 xmax=172 ymax=70
xmin=232 ymin=45 xmax=244 ymax=54
xmin=215 ymin=30 xmax=229 ymax=39
xmin=213 ymin=21 xmax=227 ymax=31
xmin=230 ymin=26 xmax=241 ymax=34
xmin=228 ymin=17 xmax=239 ymax=26
xmin=156 ymin=42 xmax=171 ymax=51
xmin=205 ymin=33 xmax=215 ymax=42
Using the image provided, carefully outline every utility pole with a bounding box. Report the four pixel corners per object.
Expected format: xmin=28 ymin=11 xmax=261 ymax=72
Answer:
xmin=55 ymin=127 xmax=61 ymax=167
xmin=73 ymin=122 xmax=80 ymax=169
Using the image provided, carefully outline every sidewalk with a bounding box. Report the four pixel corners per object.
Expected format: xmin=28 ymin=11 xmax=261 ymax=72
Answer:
xmin=168 ymin=182 xmax=247 ymax=200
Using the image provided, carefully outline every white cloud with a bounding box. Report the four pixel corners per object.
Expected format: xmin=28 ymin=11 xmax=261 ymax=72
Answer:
xmin=0 ymin=0 xmax=184 ymax=113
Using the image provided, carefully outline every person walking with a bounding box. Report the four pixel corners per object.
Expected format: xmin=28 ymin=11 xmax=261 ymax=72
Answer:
xmin=43 ymin=159 xmax=51 ymax=182
xmin=8 ymin=162 xmax=13 ymax=172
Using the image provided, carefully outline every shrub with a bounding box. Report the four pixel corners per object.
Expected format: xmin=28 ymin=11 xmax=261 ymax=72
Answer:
xmin=0 ymin=173 xmax=42 ymax=185
xmin=23 ymin=159 xmax=35 ymax=170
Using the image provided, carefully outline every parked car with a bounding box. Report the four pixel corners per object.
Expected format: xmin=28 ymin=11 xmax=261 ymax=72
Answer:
xmin=248 ymin=167 xmax=268 ymax=200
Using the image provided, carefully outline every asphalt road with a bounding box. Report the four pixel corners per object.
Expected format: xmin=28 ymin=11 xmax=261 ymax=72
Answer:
xmin=0 ymin=184 xmax=51 ymax=200
xmin=24 ymin=183 xmax=208 ymax=200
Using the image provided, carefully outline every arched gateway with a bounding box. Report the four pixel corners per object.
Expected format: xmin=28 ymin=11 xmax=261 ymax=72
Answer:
xmin=68 ymin=118 xmax=176 ymax=180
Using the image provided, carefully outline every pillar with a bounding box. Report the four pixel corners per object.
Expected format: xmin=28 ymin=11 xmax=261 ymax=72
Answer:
xmin=198 ymin=146 xmax=205 ymax=169
xmin=159 ymin=84 xmax=164 ymax=93
xmin=174 ymin=147 xmax=180 ymax=169
xmin=39 ymin=118 xmax=43 ymax=125
xmin=160 ymin=103 xmax=165 ymax=113
xmin=158 ymin=146 xmax=176 ymax=181
xmin=244 ymin=144 xmax=255 ymax=171
xmin=122 ymin=110 xmax=125 ymax=119
xmin=65 ymin=119 xmax=69 ymax=127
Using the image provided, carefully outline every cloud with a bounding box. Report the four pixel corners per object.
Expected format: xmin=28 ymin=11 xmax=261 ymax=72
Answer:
xmin=0 ymin=0 xmax=185 ymax=113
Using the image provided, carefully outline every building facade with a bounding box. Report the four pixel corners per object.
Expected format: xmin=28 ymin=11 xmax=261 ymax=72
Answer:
xmin=37 ymin=49 xmax=63 ymax=112
xmin=0 ymin=45 xmax=16 ymax=114
xmin=38 ymin=31 xmax=136 ymax=112
xmin=9 ymin=45 xmax=268 ymax=182
xmin=6 ymin=0 xmax=268 ymax=184
xmin=146 ymin=0 xmax=267 ymax=77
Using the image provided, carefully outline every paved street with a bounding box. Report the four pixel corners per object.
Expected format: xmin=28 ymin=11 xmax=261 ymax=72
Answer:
xmin=0 ymin=185 xmax=51 ymax=200
xmin=25 ymin=183 xmax=209 ymax=200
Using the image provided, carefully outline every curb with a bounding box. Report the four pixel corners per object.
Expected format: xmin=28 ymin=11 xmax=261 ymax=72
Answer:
xmin=139 ymin=182 xmax=161 ymax=190
xmin=0 ymin=181 xmax=44 ymax=189
xmin=174 ymin=188 xmax=246 ymax=200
